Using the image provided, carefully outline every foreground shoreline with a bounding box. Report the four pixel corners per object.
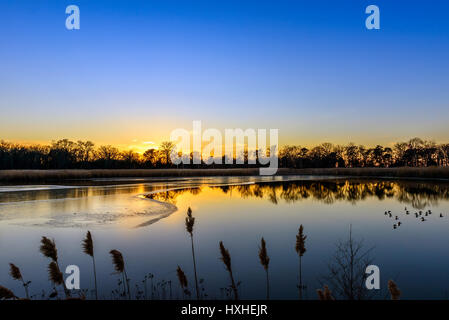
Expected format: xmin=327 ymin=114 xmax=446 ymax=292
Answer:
xmin=1 ymin=167 xmax=449 ymax=183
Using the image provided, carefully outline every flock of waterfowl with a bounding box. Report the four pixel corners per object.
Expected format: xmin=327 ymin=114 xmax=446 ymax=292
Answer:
xmin=384 ymin=207 xmax=444 ymax=229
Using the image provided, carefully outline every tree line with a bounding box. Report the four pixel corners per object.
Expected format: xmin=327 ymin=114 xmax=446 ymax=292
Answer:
xmin=0 ymin=139 xmax=176 ymax=170
xmin=1 ymin=137 xmax=448 ymax=170
xmin=279 ymin=138 xmax=449 ymax=168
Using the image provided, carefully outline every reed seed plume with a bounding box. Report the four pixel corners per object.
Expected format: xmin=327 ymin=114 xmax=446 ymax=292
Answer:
xmin=9 ymin=263 xmax=22 ymax=280
xmin=9 ymin=263 xmax=30 ymax=299
xmin=295 ymin=225 xmax=307 ymax=257
xmin=40 ymin=236 xmax=58 ymax=261
xmin=0 ymin=285 xmax=17 ymax=300
xmin=219 ymin=241 xmax=239 ymax=300
xmin=83 ymin=230 xmax=98 ymax=299
xmin=185 ymin=207 xmax=200 ymax=300
xmin=82 ymin=231 xmax=94 ymax=257
xmin=295 ymin=225 xmax=307 ymax=300
xmin=110 ymin=249 xmax=125 ymax=273
xmin=258 ymin=237 xmax=270 ymax=300
xmin=219 ymin=241 xmax=232 ymax=272
xmin=176 ymin=266 xmax=188 ymax=289
xmin=185 ymin=207 xmax=195 ymax=235
xmin=258 ymin=237 xmax=270 ymax=270
xmin=110 ymin=249 xmax=131 ymax=299
xmin=48 ymin=261 xmax=64 ymax=285
xmin=317 ymin=285 xmax=335 ymax=301
xmin=388 ymin=280 xmax=401 ymax=300
xmin=40 ymin=236 xmax=70 ymax=297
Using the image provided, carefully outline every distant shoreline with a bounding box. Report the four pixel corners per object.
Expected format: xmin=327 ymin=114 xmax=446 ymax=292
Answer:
xmin=1 ymin=167 xmax=449 ymax=183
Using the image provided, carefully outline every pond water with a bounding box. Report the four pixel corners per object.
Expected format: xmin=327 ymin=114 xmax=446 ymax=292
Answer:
xmin=0 ymin=176 xmax=448 ymax=300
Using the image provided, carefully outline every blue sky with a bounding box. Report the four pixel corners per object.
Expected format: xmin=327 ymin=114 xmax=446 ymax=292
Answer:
xmin=0 ymin=0 xmax=448 ymax=149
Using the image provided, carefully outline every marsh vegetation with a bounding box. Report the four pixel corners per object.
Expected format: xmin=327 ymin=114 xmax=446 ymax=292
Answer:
xmin=0 ymin=178 xmax=447 ymax=300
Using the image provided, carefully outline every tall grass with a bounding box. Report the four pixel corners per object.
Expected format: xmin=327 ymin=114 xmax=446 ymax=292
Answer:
xmin=316 ymin=285 xmax=334 ymax=300
xmin=219 ymin=241 xmax=239 ymax=300
xmin=258 ymin=237 xmax=270 ymax=300
xmin=39 ymin=236 xmax=70 ymax=298
xmin=176 ymin=266 xmax=188 ymax=299
xmin=284 ymin=166 xmax=449 ymax=180
xmin=0 ymin=168 xmax=261 ymax=182
xmin=1 ymin=217 xmax=411 ymax=300
xmin=143 ymin=274 xmax=154 ymax=300
xmin=185 ymin=207 xmax=200 ymax=300
xmin=388 ymin=280 xmax=401 ymax=300
xmin=295 ymin=225 xmax=307 ymax=300
xmin=82 ymin=231 xmax=98 ymax=299
xmin=110 ymin=249 xmax=130 ymax=299
xmin=0 ymin=285 xmax=17 ymax=300
xmin=2 ymin=167 xmax=449 ymax=183
xmin=8 ymin=263 xmax=30 ymax=299
xmin=48 ymin=261 xmax=64 ymax=298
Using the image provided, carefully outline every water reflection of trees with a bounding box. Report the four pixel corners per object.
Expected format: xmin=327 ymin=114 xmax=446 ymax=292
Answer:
xmin=149 ymin=180 xmax=449 ymax=209
xmin=146 ymin=187 xmax=201 ymax=204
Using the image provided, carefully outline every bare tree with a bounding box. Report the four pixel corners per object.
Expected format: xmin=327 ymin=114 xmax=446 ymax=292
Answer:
xmin=160 ymin=141 xmax=176 ymax=165
xmin=321 ymin=225 xmax=374 ymax=300
xmin=143 ymin=148 xmax=160 ymax=167
xmin=76 ymin=140 xmax=95 ymax=164
xmin=97 ymin=145 xmax=120 ymax=161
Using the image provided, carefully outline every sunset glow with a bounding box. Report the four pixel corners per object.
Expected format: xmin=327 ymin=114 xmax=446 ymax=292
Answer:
xmin=1 ymin=1 xmax=448 ymax=148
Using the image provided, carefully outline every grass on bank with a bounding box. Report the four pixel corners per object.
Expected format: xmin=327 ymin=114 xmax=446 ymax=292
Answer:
xmin=1 ymin=167 xmax=449 ymax=183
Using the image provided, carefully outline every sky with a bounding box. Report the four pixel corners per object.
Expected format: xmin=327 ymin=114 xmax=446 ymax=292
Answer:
xmin=0 ymin=0 xmax=449 ymax=152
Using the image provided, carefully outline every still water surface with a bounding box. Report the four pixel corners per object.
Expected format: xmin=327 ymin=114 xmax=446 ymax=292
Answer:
xmin=0 ymin=176 xmax=448 ymax=299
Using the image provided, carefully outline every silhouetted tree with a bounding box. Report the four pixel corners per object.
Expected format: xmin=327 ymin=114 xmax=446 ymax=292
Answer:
xmin=160 ymin=141 xmax=176 ymax=166
xmin=321 ymin=225 xmax=374 ymax=300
